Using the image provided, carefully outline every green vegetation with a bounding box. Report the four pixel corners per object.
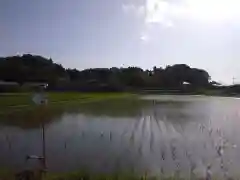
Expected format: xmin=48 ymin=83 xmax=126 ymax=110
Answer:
xmin=0 ymin=54 xmax=211 ymax=93
xmin=0 ymin=169 xmax=208 ymax=180
xmin=0 ymin=96 xmax=141 ymax=129
xmin=0 ymin=92 xmax=135 ymax=112
xmin=2 ymin=54 xmax=240 ymax=96
xmin=44 ymin=172 xmax=185 ymax=180
xmin=0 ymin=168 xmax=15 ymax=180
xmin=1 ymin=169 xmax=229 ymax=180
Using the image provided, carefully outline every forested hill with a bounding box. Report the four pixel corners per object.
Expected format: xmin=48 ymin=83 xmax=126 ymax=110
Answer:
xmin=0 ymin=54 xmax=211 ymax=91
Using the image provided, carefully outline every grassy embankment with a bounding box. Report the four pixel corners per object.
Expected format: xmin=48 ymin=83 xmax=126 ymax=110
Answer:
xmin=0 ymin=169 xmax=203 ymax=180
xmin=1 ymin=169 xmax=226 ymax=180
xmin=0 ymin=92 xmax=135 ymax=113
xmin=44 ymin=172 xmax=185 ymax=180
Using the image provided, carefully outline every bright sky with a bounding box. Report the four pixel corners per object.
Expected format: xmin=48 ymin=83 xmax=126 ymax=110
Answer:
xmin=1 ymin=0 xmax=240 ymax=84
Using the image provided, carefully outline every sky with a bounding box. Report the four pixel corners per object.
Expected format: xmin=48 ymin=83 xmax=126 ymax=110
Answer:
xmin=1 ymin=0 xmax=240 ymax=84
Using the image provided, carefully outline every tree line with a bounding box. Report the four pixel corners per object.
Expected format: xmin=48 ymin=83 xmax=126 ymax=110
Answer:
xmin=0 ymin=54 xmax=211 ymax=92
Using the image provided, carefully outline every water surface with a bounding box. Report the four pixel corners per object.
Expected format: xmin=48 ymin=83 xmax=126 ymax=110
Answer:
xmin=1 ymin=95 xmax=240 ymax=178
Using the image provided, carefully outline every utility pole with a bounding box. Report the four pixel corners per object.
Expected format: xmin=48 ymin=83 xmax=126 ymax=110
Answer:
xmin=233 ymin=77 xmax=236 ymax=85
xmin=26 ymin=85 xmax=48 ymax=178
xmin=42 ymin=122 xmax=46 ymax=171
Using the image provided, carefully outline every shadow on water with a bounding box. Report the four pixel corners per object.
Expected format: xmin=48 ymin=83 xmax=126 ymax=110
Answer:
xmin=0 ymin=98 xmax=151 ymax=129
xmin=1 ymin=95 xmax=240 ymax=179
xmin=0 ymin=98 xmax=194 ymax=129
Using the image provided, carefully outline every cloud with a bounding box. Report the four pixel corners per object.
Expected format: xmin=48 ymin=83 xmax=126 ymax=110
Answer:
xmin=122 ymin=4 xmax=145 ymax=17
xmin=125 ymin=0 xmax=240 ymax=26
xmin=124 ymin=0 xmax=240 ymax=42
xmin=145 ymin=0 xmax=240 ymax=23
xmin=122 ymin=1 xmax=175 ymax=42
xmin=145 ymin=0 xmax=178 ymax=27
xmin=145 ymin=0 xmax=169 ymax=23
xmin=122 ymin=0 xmax=177 ymax=27
xmin=138 ymin=0 xmax=175 ymax=42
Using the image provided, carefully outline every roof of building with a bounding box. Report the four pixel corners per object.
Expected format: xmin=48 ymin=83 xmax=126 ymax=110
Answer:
xmin=0 ymin=81 xmax=19 ymax=85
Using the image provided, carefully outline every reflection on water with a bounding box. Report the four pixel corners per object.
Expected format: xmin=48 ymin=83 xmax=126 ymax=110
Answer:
xmin=1 ymin=95 xmax=240 ymax=178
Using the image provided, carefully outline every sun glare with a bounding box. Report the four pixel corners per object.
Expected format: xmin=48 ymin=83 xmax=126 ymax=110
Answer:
xmin=185 ymin=0 xmax=240 ymax=22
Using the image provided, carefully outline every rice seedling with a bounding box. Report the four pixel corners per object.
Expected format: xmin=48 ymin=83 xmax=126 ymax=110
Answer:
xmin=5 ymin=135 xmax=12 ymax=150
xmin=170 ymin=141 xmax=177 ymax=161
xmin=81 ymin=131 xmax=85 ymax=138
xmin=100 ymin=131 xmax=104 ymax=138
xmin=109 ymin=131 xmax=112 ymax=141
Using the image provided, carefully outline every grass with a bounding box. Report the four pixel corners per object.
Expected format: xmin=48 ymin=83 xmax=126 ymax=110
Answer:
xmin=1 ymin=169 xmax=229 ymax=180
xmin=0 ymin=168 xmax=15 ymax=180
xmin=0 ymin=92 xmax=135 ymax=113
xmin=0 ymin=169 xmax=208 ymax=180
xmin=44 ymin=172 xmax=177 ymax=180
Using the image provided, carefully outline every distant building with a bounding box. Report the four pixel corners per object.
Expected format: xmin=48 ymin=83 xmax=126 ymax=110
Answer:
xmin=0 ymin=81 xmax=20 ymax=92
xmin=183 ymin=81 xmax=191 ymax=85
xmin=0 ymin=81 xmax=48 ymax=92
xmin=0 ymin=81 xmax=19 ymax=86
xmin=22 ymin=82 xmax=48 ymax=89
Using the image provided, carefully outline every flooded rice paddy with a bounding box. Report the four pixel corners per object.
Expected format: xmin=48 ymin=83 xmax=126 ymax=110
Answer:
xmin=1 ymin=95 xmax=240 ymax=179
